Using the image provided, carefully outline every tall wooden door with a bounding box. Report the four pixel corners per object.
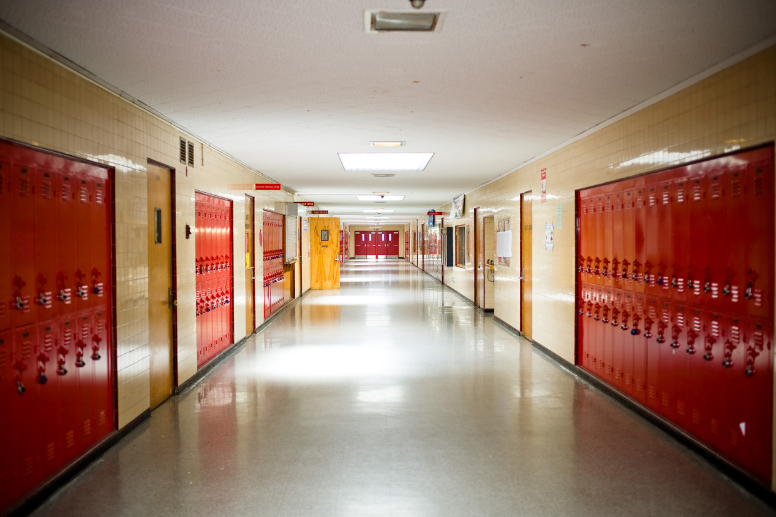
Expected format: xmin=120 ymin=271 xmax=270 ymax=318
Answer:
xmin=147 ymin=163 xmax=174 ymax=409
xmin=245 ymin=195 xmax=255 ymax=335
xmin=474 ymin=207 xmax=482 ymax=307
xmin=521 ymin=192 xmax=533 ymax=339
xmin=310 ymin=217 xmax=340 ymax=289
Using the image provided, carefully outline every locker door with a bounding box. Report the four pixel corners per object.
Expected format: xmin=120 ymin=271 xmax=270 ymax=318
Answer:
xmin=622 ymin=191 xmax=635 ymax=291
xmin=630 ymin=293 xmax=647 ymax=403
xmin=11 ymin=165 xmax=37 ymax=328
xmin=603 ymin=194 xmax=614 ymax=289
xmin=370 ymin=232 xmax=377 ymax=258
xmin=578 ymin=283 xmax=589 ymax=370
xmin=687 ymin=175 xmax=708 ymax=304
xmin=706 ymin=172 xmax=726 ymax=310
xmin=11 ymin=325 xmax=42 ymax=501
xmin=621 ymin=291 xmax=635 ymax=395
xmin=645 ymin=296 xmax=660 ymax=412
xmin=657 ymin=181 xmax=673 ymax=297
xmin=671 ymin=179 xmax=690 ymax=303
xmin=602 ymin=287 xmax=614 ymax=383
xmin=37 ymin=321 xmax=61 ymax=478
xmin=741 ymin=316 xmax=773 ymax=481
xmin=0 ymin=330 xmax=12 ymax=508
xmin=75 ymin=310 xmax=96 ymax=449
xmin=644 ymin=184 xmax=660 ymax=297
xmin=656 ymin=301 xmax=678 ymax=421
xmin=578 ymin=193 xmax=589 ymax=285
xmin=593 ymin=196 xmax=604 ymax=286
xmin=35 ymin=169 xmax=57 ymax=321
xmin=57 ymin=315 xmax=80 ymax=466
xmin=700 ymin=310 xmax=730 ymax=454
xmin=745 ymin=161 xmax=774 ymax=319
xmin=632 ymin=188 xmax=646 ymax=294
xmin=74 ymin=174 xmax=93 ymax=313
xmin=57 ymin=171 xmax=76 ymax=316
xmin=91 ymin=306 xmax=112 ymax=438
xmin=611 ymin=289 xmax=624 ymax=389
xmin=684 ymin=306 xmax=708 ymax=443
xmin=722 ymin=169 xmax=746 ymax=314
xmin=611 ymin=192 xmax=624 ymax=291
xmin=0 ymin=162 xmax=10 ymax=332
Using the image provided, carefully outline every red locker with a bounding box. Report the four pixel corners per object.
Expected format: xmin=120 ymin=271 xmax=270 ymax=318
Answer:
xmin=632 ymin=188 xmax=646 ymax=294
xmin=631 ymin=293 xmax=647 ymax=404
xmin=684 ymin=306 xmax=708 ymax=442
xmin=620 ymin=291 xmax=635 ymax=395
xmin=602 ymin=287 xmax=614 ymax=382
xmin=645 ymin=296 xmax=660 ymax=412
xmin=721 ymin=168 xmax=747 ymax=315
xmin=611 ymin=192 xmax=624 ymax=291
xmin=622 ymin=190 xmax=635 ymax=290
xmin=603 ymin=194 xmax=613 ymax=289
xmin=644 ymin=184 xmax=661 ymax=298
xmin=34 ymin=169 xmax=57 ymax=321
xmin=0 ymin=330 xmax=11 ymax=503
xmin=12 ymin=165 xmax=37 ymax=328
xmin=671 ymin=178 xmax=690 ymax=303
xmin=745 ymin=161 xmax=774 ymax=318
xmin=578 ymin=283 xmax=590 ymax=370
xmin=611 ymin=289 xmax=624 ymax=389
xmin=741 ymin=316 xmax=773 ymax=480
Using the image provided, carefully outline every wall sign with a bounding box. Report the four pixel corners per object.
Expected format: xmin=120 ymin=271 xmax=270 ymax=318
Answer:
xmin=541 ymin=168 xmax=547 ymax=203
xmin=545 ymin=222 xmax=554 ymax=250
xmin=296 ymin=201 xmax=315 ymax=206
xmin=557 ymin=203 xmax=562 ymax=228
xmin=311 ymin=210 xmax=329 ymax=214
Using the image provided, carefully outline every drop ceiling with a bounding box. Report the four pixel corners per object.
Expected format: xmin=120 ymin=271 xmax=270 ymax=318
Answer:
xmin=1 ymin=0 xmax=775 ymax=225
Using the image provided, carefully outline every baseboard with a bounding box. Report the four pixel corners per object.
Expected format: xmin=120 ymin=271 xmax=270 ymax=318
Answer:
xmin=3 ymin=409 xmax=151 ymax=517
xmin=175 ymin=290 xmax=309 ymax=395
xmin=491 ymin=316 xmax=776 ymax=509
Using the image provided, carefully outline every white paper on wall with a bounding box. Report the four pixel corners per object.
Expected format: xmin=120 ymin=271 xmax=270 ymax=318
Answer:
xmin=496 ymin=230 xmax=512 ymax=258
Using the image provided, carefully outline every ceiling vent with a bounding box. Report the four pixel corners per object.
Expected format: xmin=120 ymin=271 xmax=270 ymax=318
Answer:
xmin=365 ymin=10 xmax=446 ymax=33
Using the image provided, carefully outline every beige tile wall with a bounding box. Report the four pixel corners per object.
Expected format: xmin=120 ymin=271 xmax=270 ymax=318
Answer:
xmin=0 ymin=32 xmax=297 ymax=428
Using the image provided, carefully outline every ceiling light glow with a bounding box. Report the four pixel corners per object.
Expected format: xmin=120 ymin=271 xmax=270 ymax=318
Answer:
xmin=371 ymin=141 xmax=405 ymax=147
xmin=357 ymin=195 xmax=405 ymax=201
xmin=339 ymin=153 xmax=434 ymax=171
xmin=363 ymin=209 xmax=395 ymax=213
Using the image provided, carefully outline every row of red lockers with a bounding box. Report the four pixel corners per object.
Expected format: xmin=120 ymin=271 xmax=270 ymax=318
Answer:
xmin=339 ymin=229 xmax=349 ymax=262
xmin=354 ymin=231 xmax=400 ymax=256
xmin=578 ymin=284 xmax=772 ymax=480
xmin=0 ymin=144 xmax=114 ymax=511
xmin=577 ymin=146 xmax=775 ymax=483
xmin=578 ymin=146 xmax=773 ymax=319
xmin=194 ymin=193 xmax=233 ymax=369
xmin=263 ymin=211 xmax=284 ymax=318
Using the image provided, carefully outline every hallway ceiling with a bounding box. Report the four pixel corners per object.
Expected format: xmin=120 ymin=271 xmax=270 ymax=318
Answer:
xmin=2 ymin=0 xmax=776 ymax=224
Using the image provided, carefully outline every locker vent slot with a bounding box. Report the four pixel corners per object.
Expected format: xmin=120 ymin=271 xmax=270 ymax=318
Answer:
xmin=65 ymin=430 xmax=74 ymax=448
xmin=693 ymin=184 xmax=701 ymax=201
xmin=43 ymin=333 xmax=54 ymax=351
xmin=731 ymin=326 xmax=740 ymax=344
xmin=99 ymin=410 xmax=106 ymax=427
xmin=605 ymin=199 xmax=612 ymax=212
xmin=21 ymin=339 xmax=32 ymax=359
xmin=80 ymin=183 xmax=88 ymax=203
xmin=95 ymin=185 xmax=103 ymax=204
xmin=83 ymin=419 xmax=91 ymax=437
xmin=41 ymin=179 xmax=52 ymax=199
xmin=693 ymin=317 xmax=701 ymax=333
xmin=648 ymin=192 xmax=656 ymax=206
xmin=662 ymin=191 xmax=670 ymax=204
xmin=187 ymin=141 xmax=195 ymax=167
xmin=676 ymin=400 xmax=685 ymax=415
xmin=19 ymin=175 xmax=30 ymax=196
xmin=46 ymin=442 xmax=55 ymax=462
xmin=730 ymin=286 xmax=739 ymax=302
xmin=677 ymin=313 xmax=684 ymax=327
xmin=730 ymin=180 xmax=741 ymax=198
xmin=710 ymin=180 xmax=720 ymax=200
xmin=711 ymin=320 xmax=719 ymax=337
xmin=753 ymin=331 xmax=764 ymax=349
xmin=636 ymin=196 xmax=643 ymax=209
xmin=62 ymin=330 xmax=72 ymax=347
xmin=180 ymin=137 xmax=187 ymax=164
xmin=754 ymin=177 xmax=764 ymax=195
xmin=62 ymin=181 xmax=71 ymax=201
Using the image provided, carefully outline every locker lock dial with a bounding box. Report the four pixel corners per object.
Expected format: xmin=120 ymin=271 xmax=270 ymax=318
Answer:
xmin=602 ymin=258 xmax=609 ymax=278
xmin=57 ymin=346 xmax=69 ymax=376
xmin=620 ymin=312 xmax=629 ymax=331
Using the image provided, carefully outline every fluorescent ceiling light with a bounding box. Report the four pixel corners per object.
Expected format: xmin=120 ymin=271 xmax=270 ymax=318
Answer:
xmin=371 ymin=141 xmax=405 ymax=147
xmin=363 ymin=209 xmax=395 ymax=213
xmin=339 ymin=153 xmax=434 ymax=171
xmin=357 ymin=195 xmax=405 ymax=201
xmin=372 ymin=174 xmax=395 ymax=178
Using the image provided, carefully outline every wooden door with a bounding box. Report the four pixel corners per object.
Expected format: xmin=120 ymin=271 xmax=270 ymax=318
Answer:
xmin=310 ymin=217 xmax=340 ymax=289
xmin=483 ymin=216 xmax=494 ymax=310
xmin=245 ymin=195 xmax=255 ymax=335
xmin=474 ymin=207 xmax=482 ymax=307
xmin=147 ymin=163 xmax=174 ymax=409
xmin=521 ymin=192 xmax=533 ymax=339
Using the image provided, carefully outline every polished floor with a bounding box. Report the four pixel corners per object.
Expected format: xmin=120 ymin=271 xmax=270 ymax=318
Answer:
xmin=32 ymin=260 xmax=774 ymax=517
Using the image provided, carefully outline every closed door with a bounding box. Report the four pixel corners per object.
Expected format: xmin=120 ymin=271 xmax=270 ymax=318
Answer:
xmin=521 ymin=192 xmax=533 ymax=340
xmin=147 ymin=163 xmax=174 ymax=409
xmin=310 ymin=217 xmax=341 ymax=289
xmin=377 ymin=231 xmax=387 ymax=257
xmin=369 ymin=231 xmax=377 ymax=257
xmin=245 ymin=195 xmax=255 ymax=335
xmin=474 ymin=208 xmax=482 ymax=307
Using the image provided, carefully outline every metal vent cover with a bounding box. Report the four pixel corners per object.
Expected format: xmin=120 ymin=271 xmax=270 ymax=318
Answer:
xmin=187 ymin=141 xmax=195 ymax=167
xmin=365 ymin=10 xmax=446 ymax=33
xmin=179 ymin=137 xmax=186 ymax=164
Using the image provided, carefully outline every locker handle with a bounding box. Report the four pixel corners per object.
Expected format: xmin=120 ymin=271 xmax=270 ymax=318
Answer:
xmin=92 ymin=334 xmax=102 ymax=360
xmin=602 ymin=258 xmax=609 ymax=278
xmin=621 ymin=259 xmax=630 ymax=280
xmin=744 ymin=268 xmax=759 ymax=299
xmin=703 ymin=335 xmax=716 ymax=361
xmin=745 ymin=345 xmax=761 ymax=376
xmin=601 ymin=305 xmax=609 ymax=324
xmin=656 ymin=321 xmax=666 ymax=343
xmin=610 ymin=308 xmax=619 ymax=327
xmin=643 ymin=317 xmax=653 ymax=338
xmin=620 ymin=312 xmax=629 ymax=331
xmin=722 ymin=340 xmax=735 ymax=368
xmin=75 ymin=340 xmax=87 ymax=367
xmin=685 ymin=329 xmax=698 ymax=355
xmin=670 ymin=325 xmax=682 ymax=349
xmin=630 ymin=314 xmax=641 ymax=336
xmin=37 ymin=352 xmax=50 ymax=384
xmin=14 ymin=360 xmax=27 ymax=394
xmin=57 ymin=346 xmax=69 ymax=376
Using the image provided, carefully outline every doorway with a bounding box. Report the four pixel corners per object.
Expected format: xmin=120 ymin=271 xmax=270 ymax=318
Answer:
xmin=245 ymin=195 xmax=255 ymax=335
xmin=521 ymin=192 xmax=533 ymax=340
xmin=473 ymin=207 xmax=480 ymax=307
xmin=483 ymin=215 xmax=495 ymax=310
xmin=147 ymin=162 xmax=174 ymax=409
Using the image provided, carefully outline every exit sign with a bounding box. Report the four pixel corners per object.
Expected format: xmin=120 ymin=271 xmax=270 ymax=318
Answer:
xmin=427 ymin=211 xmax=442 ymax=215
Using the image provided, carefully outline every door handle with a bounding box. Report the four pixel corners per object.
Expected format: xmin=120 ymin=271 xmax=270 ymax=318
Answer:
xmin=168 ymin=288 xmax=176 ymax=309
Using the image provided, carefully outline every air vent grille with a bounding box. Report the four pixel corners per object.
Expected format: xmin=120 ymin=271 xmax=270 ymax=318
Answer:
xmin=187 ymin=141 xmax=195 ymax=167
xmin=366 ymin=10 xmax=446 ymax=33
xmin=179 ymin=137 xmax=187 ymax=164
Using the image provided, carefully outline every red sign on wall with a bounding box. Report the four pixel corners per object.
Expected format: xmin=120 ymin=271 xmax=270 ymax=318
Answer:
xmin=311 ymin=210 xmax=329 ymax=214
xmin=255 ymin=183 xmax=282 ymax=191
xmin=296 ymin=201 xmax=315 ymax=206
xmin=427 ymin=211 xmax=442 ymax=215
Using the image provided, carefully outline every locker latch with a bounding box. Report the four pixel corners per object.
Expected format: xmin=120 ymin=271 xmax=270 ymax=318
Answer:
xmin=14 ymin=359 xmax=27 ymax=394
xmin=578 ymin=299 xmax=585 ymax=315
xmin=745 ymin=347 xmax=759 ymax=377
xmin=670 ymin=264 xmax=680 ymax=288
xmin=594 ymin=257 xmax=601 ymax=276
xmin=37 ymin=351 xmax=49 ymax=384
xmin=722 ymin=267 xmax=735 ymax=297
xmin=14 ymin=296 xmax=24 ymax=311
xmin=744 ymin=268 xmax=759 ymax=300
xmin=578 ymin=256 xmax=585 ymax=273
xmin=621 ymin=259 xmax=630 ymax=280
xmin=611 ymin=259 xmax=620 ymax=279
xmin=586 ymin=257 xmax=592 ymax=274
xmin=644 ymin=261 xmax=654 ymax=286
xmin=593 ymin=303 xmax=600 ymax=321
xmin=75 ymin=340 xmax=87 ymax=367
xmin=703 ymin=335 xmax=716 ymax=361
xmin=656 ymin=262 xmax=666 ymax=286
xmin=75 ymin=270 xmax=88 ymax=299
xmin=620 ymin=311 xmax=629 ymax=331
xmin=630 ymin=314 xmax=641 ymax=336
xmin=92 ymin=333 xmax=102 ymax=360
xmin=57 ymin=345 xmax=69 ymax=376
xmin=602 ymin=258 xmax=609 ymax=278
xmin=656 ymin=320 xmax=666 ymax=343
xmin=643 ymin=317 xmax=653 ymax=338
xmin=685 ymin=329 xmax=698 ymax=355
xmin=610 ymin=308 xmax=619 ymax=327
xmin=632 ymin=260 xmax=641 ymax=283
xmin=671 ymin=325 xmax=682 ymax=349
xmin=601 ymin=304 xmax=609 ymax=324
xmin=722 ymin=340 xmax=735 ymax=368
xmin=703 ymin=267 xmax=712 ymax=293
xmin=91 ymin=268 xmax=103 ymax=295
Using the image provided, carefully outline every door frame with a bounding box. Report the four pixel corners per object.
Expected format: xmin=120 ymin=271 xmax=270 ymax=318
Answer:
xmin=519 ymin=192 xmax=530 ymax=337
xmin=473 ymin=207 xmax=480 ymax=307
xmin=441 ymin=217 xmax=445 ymax=283
xmin=245 ymin=194 xmax=256 ymax=334
xmin=147 ymin=159 xmax=178 ymax=387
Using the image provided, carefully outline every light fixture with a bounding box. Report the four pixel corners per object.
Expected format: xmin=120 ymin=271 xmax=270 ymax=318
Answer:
xmin=339 ymin=153 xmax=434 ymax=171
xmin=371 ymin=141 xmax=405 ymax=147
xmin=357 ymin=195 xmax=405 ymax=201
xmin=410 ymin=0 xmax=425 ymax=8
xmin=372 ymin=174 xmax=395 ymax=178
xmin=364 ymin=209 xmax=395 ymax=213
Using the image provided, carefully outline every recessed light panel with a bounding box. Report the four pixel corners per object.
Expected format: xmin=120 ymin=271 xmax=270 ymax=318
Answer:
xmin=371 ymin=141 xmax=405 ymax=147
xmin=357 ymin=195 xmax=405 ymax=201
xmin=339 ymin=153 xmax=433 ymax=171
xmin=364 ymin=209 xmax=395 ymax=213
